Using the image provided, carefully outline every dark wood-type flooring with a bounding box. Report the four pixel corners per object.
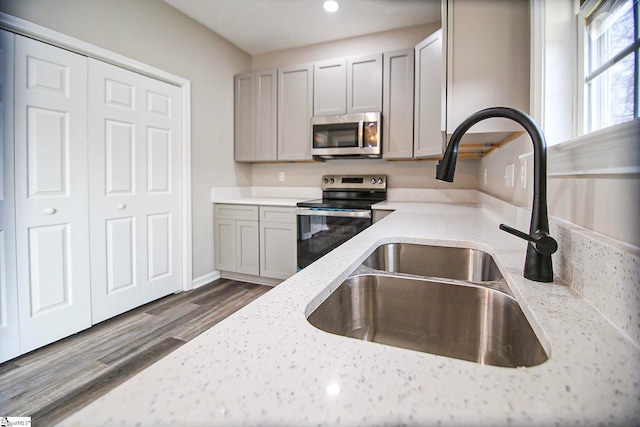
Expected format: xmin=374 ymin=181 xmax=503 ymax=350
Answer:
xmin=0 ymin=278 xmax=270 ymax=426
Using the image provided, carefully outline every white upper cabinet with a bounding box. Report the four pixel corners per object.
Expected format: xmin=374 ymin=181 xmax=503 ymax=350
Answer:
xmin=255 ymin=69 xmax=278 ymax=161
xmin=278 ymin=63 xmax=313 ymax=161
xmin=443 ymin=0 xmax=529 ymax=134
xmin=234 ymin=72 xmax=255 ymax=161
xmin=347 ymin=53 xmax=383 ymax=113
xmin=383 ymin=48 xmax=415 ymax=159
xmin=234 ymin=69 xmax=278 ymax=162
xmin=414 ymin=29 xmax=444 ymax=158
xmin=313 ymin=54 xmax=383 ymax=116
xmin=313 ymin=58 xmax=346 ymax=116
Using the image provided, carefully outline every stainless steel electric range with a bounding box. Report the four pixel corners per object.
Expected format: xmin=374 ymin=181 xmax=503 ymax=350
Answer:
xmin=296 ymin=174 xmax=387 ymax=270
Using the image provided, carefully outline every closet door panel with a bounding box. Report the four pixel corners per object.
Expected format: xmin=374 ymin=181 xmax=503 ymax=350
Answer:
xmin=0 ymin=30 xmax=20 ymax=363
xmin=89 ymin=59 xmax=181 ymax=323
xmin=141 ymin=73 xmax=181 ymax=297
xmin=14 ymin=35 xmax=91 ymax=353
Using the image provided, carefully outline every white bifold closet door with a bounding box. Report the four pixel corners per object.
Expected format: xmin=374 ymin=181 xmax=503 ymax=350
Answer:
xmin=0 ymin=30 xmax=20 ymax=362
xmin=14 ymin=35 xmax=92 ymax=353
xmin=88 ymin=59 xmax=182 ymax=324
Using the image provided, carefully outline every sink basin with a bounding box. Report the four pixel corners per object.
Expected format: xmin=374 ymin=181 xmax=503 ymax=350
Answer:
xmin=363 ymin=243 xmax=503 ymax=282
xmin=307 ymin=274 xmax=548 ymax=368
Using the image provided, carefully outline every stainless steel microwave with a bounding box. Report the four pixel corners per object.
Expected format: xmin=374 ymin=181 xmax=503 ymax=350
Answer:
xmin=311 ymin=112 xmax=381 ymax=159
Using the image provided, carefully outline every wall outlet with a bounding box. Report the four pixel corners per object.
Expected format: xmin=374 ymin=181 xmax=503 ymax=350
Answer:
xmin=520 ymin=161 xmax=527 ymax=189
xmin=278 ymin=171 xmax=285 ymax=182
xmin=504 ymin=163 xmax=515 ymax=188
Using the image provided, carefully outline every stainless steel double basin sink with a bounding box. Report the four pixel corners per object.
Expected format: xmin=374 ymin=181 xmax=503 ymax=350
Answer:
xmin=307 ymin=243 xmax=548 ymax=368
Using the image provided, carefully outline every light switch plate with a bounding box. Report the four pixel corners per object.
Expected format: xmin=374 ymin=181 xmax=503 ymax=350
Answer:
xmin=505 ymin=163 xmax=515 ymax=188
xmin=278 ymin=172 xmax=285 ymax=182
xmin=520 ymin=161 xmax=527 ymax=189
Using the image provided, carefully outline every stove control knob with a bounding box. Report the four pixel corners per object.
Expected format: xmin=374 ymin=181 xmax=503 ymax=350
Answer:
xmin=324 ymin=178 xmax=329 ymax=184
xmin=378 ymin=178 xmax=384 ymax=184
xmin=371 ymin=178 xmax=376 ymax=184
xmin=329 ymin=178 xmax=335 ymax=184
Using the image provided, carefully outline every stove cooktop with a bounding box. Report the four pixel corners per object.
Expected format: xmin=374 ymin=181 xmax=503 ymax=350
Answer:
xmin=296 ymin=198 xmax=381 ymax=210
xmin=298 ymin=174 xmax=388 ymax=210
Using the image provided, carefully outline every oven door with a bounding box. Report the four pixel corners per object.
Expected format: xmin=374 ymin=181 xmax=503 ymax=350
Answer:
xmin=296 ymin=207 xmax=372 ymax=270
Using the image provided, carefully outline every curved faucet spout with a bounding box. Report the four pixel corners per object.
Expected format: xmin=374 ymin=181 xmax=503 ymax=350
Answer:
xmin=436 ymin=107 xmax=557 ymax=283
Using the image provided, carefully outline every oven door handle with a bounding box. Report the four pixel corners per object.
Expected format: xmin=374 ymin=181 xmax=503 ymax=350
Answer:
xmin=296 ymin=207 xmax=371 ymax=219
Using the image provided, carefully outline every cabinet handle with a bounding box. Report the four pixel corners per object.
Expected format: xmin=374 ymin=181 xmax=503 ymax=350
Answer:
xmin=44 ymin=207 xmax=57 ymax=215
xmin=117 ymin=203 xmax=126 ymax=210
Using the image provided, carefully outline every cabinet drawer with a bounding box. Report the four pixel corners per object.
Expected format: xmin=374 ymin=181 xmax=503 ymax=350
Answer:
xmin=259 ymin=206 xmax=296 ymax=223
xmin=215 ymin=204 xmax=259 ymax=221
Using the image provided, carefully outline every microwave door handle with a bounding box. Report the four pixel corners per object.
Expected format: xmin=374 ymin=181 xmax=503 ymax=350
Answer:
xmin=358 ymin=120 xmax=364 ymax=148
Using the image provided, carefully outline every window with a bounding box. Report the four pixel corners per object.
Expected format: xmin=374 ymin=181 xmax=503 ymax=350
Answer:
xmin=581 ymin=0 xmax=639 ymax=133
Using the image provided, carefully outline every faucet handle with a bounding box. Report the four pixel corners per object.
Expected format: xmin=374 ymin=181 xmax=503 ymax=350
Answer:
xmin=499 ymin=224 xmax=558 ymax=256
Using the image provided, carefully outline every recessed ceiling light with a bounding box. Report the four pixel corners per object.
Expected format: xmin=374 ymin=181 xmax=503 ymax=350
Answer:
xmin=323 ymin=0 xmax=339 ymax=13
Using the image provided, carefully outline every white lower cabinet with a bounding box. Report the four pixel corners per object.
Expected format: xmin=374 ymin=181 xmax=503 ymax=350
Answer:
xmin=214 ymin=204 xmax=297 ymax=281
xmin=259 ymin=207 xmax=297 ymax=280
xmin=214 ymin=205 xmax=260 ymax=276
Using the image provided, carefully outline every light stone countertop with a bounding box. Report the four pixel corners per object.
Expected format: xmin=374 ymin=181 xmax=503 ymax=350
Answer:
xmin=61 ymin=202 xmax=640 ymax=426
xmin=214 ymin=197 xmax=312 ymax=207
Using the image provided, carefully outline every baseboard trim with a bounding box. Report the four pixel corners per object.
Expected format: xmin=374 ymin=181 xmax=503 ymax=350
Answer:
xmin=192 ymin=271 xmax=221 ymax=289
xmin=220 ymin=271 xmax=282 ymax=287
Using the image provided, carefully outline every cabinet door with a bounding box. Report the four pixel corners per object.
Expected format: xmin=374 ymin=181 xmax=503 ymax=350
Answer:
xmin=383 ymin=49 xmax=414 ymax=159
xmin=414 ymin=29 xmax=445 ymax=158
xmin=88 ymin=59 xmax=182 ymax=324
xmin=347 ymin=53 xmax=382 ymax=113
xmin=445 ymin=0 xmax=529 ymax=133
xmin=14 ymin=35 xmax=92 ymax=353
xmin=214 ymin=218 xmax=236 ymax=272
xmin=234 ymin=72 xmax=255 ymax=161
xmin=0 ymin=30 xmax=19 ymax=363
xmin=236 ymin=220 xmax=259 ymax=276
xmin=255 ymin=69 xmax=278 ymax=161
xmin=260 ymin=221 xmax=296 ymax=280
xmin=313 ymin=58 xmax=346 ymax=116
xmin=278 ymin=64 xmax=313 ymax=161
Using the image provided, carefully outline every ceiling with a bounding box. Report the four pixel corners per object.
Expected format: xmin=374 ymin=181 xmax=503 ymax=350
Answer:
xmin=162 ymin=0 xmax=442 ymax=55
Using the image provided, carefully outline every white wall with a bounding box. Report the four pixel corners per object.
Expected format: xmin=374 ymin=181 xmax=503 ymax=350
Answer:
xmin=479 ymin=136 xmax=640 ymax=247
xmin=254 ymin=159 xmax=478 ymax=189
xmin=252 ymin=24 xmax=437 ymax=70
xmin=0 ymin=0 xmax=253 ymax=281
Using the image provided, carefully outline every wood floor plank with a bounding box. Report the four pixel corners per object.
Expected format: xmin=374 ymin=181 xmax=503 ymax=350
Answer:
xmin=0 ymin=279 xmax=270 ymax=424
xmin=97 ymin=303 xmax=212 ymax=366
xmin=174 ymin=286 xmax=271 ymax=342
xmin=144 ymin=279 xmax=234 ymax=315
xmin=1 ymin=361 xmax=109 ymax=417
xmin=0 ymin=312 xmax=157 ymax=395
xmin=30 ymin=337 xmax=185 ymax=426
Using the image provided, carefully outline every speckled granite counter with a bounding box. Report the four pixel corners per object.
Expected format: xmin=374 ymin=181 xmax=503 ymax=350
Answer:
xmin=61 ymin=199 xmax=640 ymax=426
xmin=214 ymin=197 xmax=309 ymax=207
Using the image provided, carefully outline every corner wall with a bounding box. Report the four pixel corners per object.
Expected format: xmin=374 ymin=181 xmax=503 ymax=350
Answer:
xmin=478 ymin=136 xmax=640 ymax=248
xmin=0 ymin=0 xmax=253 ymax=280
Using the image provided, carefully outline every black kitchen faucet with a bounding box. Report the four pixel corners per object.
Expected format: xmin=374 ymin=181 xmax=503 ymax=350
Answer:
xmin=436 ymin=107 xmax=558 ymax=283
